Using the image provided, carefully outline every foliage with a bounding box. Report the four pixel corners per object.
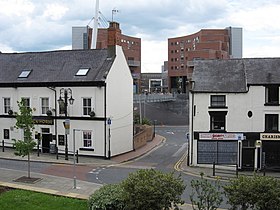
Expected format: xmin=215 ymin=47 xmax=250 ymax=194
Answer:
xmin=88 ymin=184 xmax=125 ymax=210
xmin=133 ymin=113 xmax=152 ymax=125
xmin=121 ymin=169 xmax=186 ymax=210
xmin=224 ymin=174 xmax=280 ymax=210
xmin=0 ymin=189 xmax=87 ymax=210
xmin=141 ymin=117 xmax=152 ymax=125
xmin=190 ymin=173 xmax=223 ymax=210
xmin=13 ymin=99 xmax=36 ymax=157
xmin=13 ymin=99 xmax=36 ymax=177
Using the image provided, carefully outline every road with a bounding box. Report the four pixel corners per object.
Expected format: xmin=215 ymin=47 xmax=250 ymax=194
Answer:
xmin=0 ymin=126 xmax=229 ymax=207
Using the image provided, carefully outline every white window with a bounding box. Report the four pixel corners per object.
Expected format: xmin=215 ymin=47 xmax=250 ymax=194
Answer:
xmin=41 ymin=98 xmax=49 ymax=114
xmin=83 ymin=98 xmax=91 ymax=115
xmin=21 ymin=97 xmax=30 ymax=109
xmin=3 ymin=98 xmax=11 ymax=114
xmin=83 ymin=131 xmax=92 ymax=147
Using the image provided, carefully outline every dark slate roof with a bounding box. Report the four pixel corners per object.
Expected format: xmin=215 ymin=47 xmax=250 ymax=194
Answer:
xmin=0 ymin=49 xmax=114 ymax=86
xmin=192 ymin=58 xmax=280 ymax=93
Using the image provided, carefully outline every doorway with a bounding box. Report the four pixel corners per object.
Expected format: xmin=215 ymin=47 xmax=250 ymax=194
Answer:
xmin=42 ymin=133 xmax=52 ymax=153
xmin=242 ymin=148 xmax=255 ymax=170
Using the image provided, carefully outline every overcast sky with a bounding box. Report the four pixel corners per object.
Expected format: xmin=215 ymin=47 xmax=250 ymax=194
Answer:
xmin=0 ymin=0 xmax=280 ymax=72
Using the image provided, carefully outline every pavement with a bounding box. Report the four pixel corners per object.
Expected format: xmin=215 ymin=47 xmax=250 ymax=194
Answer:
xmin=0 ymin=134 xmax=279 ymax=210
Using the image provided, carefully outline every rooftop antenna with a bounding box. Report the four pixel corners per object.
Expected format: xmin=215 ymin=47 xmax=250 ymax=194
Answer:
xmin=91 ymin=0 xmax=99 ymax=49
xmin=112 ymin=8 xmax=119 ymax=22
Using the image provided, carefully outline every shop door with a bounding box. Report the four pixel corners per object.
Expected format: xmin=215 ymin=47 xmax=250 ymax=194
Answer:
xmin=42 ymin=134 xmax=52 ymax=153
xmin=262 ymin=141 xmax=280 ymax=170
xmin=242 ymin=148 xmax=254 ymax=170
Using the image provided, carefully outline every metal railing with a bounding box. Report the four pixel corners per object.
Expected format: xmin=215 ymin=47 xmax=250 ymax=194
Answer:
xmin=133 ymin=93 xmax=176 ymax=103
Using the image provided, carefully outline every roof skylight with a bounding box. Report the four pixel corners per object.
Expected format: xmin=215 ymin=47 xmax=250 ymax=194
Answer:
xmin=76 ymin=68 xmax=90 ymax=76
xmin=18 ymin=70 xmax=32 ymax=78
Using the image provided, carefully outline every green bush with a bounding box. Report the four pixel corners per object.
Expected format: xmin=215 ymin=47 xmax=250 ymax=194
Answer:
xmin=121 ymin=169 xmax=186 ymax=210
xmin=88 ymin=169 xmax=186 ymax=210
xmin=224 ymin=174 xmax=280 ymax=210
xmin=190 ymin=173 xmax=223 ymax=210
xmin=88 ymin=184 xmax=125 ymax=210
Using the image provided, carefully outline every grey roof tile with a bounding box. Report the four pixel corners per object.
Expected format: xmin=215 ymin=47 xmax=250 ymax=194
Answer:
xmin=0 ymin=49 xmax=114 ymax=84
xmin=192 ymin=58 xmax=280 ymax=93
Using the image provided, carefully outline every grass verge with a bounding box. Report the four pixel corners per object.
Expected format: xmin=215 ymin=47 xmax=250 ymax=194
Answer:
xmin=0 ymin=187 xmax=88 ymax=210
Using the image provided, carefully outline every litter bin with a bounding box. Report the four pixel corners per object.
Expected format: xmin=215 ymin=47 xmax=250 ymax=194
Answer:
xmin=50 ymin=143 xmax=56 ymax=154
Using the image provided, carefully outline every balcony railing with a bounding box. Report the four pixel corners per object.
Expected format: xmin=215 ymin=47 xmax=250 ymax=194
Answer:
xmin=127 ymin=60 xmax=141 ymax=67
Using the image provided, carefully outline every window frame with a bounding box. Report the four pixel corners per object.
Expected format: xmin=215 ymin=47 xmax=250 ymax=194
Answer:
xmin=265 ymin=85 xmax=279 ymax=106
xmin=83 ymin=130 xmax=92 ymax=148
xmin=3 ymin=97 xmax=11 ymax=114
xmin=209 ymin=111 xmax=227 ymax=131
xmin=265 ymin=114 xmax=279 ymax=132
xmin=21 ymin=97 xmax=30 ymax=109
xmin=41 ymin=97 xmax=49 ymax=115
xmin=82 ymin=98 xmax=92 ymax=116
xmin=210 ymin=95 xmax=227 ymax=108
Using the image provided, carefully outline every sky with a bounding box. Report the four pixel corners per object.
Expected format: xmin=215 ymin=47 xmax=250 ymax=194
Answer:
xmin=0 ymin=0 xmax=280 ymax=73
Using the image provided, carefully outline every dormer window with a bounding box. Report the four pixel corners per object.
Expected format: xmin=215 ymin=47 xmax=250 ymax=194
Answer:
xmin=76 ymin=68 xmax=90 ymax=76
xmin=18 ymin=70 xmax=32 ymax=78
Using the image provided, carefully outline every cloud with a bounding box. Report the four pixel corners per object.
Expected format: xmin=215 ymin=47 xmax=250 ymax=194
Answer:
xmin=43 ymin=3 xmax=69 ymax=21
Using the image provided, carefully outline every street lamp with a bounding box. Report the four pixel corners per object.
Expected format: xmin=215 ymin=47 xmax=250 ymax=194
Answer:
xmin=58 ymin=88 xmax=74 ymax=160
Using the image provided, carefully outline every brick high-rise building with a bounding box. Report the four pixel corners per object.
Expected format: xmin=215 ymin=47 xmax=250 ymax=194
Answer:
xmin=168 ymin=27 xmax=242 ymax=93
xmin=96 ymin=22 xmax=141 ymax=94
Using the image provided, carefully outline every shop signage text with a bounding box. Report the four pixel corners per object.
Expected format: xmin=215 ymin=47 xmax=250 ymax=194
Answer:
xmin=33 ymin=117 xmax=54 ymax=125
xmin=199 ymin=133 xmax=244 ymax=140
xmin=260 ymin=133 xmax=280 ymax=140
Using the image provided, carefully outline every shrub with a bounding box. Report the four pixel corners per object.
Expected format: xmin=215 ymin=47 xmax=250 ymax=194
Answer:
xmin=88 ymin=184 xmax=125 ymax=210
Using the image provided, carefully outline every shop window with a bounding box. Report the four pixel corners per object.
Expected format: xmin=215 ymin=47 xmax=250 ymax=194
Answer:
xmin=265 ymin=114 xmax=278 ymax=132
xmin=83 ymin=131 xmax=92 ymax=147
xmin=209 ymin=111 xmax=227 ymax=131
xmin=210 ymin=95 xmax=226 ymax=108
xmin=265 ymin=86 xmax=279 ymax=105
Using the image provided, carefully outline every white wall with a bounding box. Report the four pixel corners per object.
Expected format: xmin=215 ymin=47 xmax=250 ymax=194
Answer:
xmin=192 ymin=86 xmax=279 ymax=133
xmin=106 ymin=45 xmax=134 ymax=156
xmin=0 ymin=86 xmax=107 ymax=157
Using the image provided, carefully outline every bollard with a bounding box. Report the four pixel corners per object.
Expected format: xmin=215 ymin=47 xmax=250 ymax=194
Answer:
xmin=2 ymin=140 xmax=4 ymax=152
xmin=236 ymin=164 xmax=238 ymax=177
xmin=37 ymin=139 xmax=40 ymax=157
xmin=263 ymin=165 xmax=266 ymax=176
xmin=76 ymin=150 xmax=79 ymax=163
xmin=213 ymin=162 xmax=216 ymax=176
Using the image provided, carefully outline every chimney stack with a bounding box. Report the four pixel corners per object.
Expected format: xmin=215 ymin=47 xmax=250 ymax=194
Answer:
xmin=107 ymin=21 xmax=121 ymax=58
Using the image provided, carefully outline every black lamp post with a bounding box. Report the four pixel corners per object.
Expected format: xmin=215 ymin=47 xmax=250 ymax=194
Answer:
xmin=58 ymin=88 xmax=74 ymax=160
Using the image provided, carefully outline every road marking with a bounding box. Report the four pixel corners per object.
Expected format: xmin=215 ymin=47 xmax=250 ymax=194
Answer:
xmin=172 ymin=143 xmax=188 ymax=157
xmin=166 ymin=131 xmax=174 ymax=134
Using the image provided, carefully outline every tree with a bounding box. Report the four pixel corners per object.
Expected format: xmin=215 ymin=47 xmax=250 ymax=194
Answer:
xmin=88 ymin=184 xmax=125 ymax=210
xmin=121 ymin=169 xmax=186 ymax=210
xmin=13 ymin=99 xmax=36 ymax=178
xmin=190 ymin=173 xmax=223 ymax=210
xmin=224 ymin=174 xmax=280 ymax=210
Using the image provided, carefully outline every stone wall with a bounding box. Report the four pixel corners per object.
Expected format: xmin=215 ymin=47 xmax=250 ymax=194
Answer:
xmin=133 ymin=125 xmax=153 ymax=150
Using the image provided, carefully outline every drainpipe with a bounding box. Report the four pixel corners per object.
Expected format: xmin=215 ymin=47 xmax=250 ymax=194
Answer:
xmin=47 ymin=87 xmax=58 ymax=159
xmin=104 ymin=84 xmax=107 ymax=159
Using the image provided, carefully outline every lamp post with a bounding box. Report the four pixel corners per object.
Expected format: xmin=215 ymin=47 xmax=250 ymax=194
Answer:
xmin=73 ymin=129 xmax=81 ymax=189
xmin=58 ymin=88 xmax=74 ymax=160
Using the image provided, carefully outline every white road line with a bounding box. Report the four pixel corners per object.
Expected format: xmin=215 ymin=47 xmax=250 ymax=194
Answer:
xmin=172 ymin=143 xmax=188 ymax=157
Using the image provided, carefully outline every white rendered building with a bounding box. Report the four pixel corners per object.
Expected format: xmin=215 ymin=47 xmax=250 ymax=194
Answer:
xmin=189 ymin=58 xmax=280 ymax=170
xmin=0 ymin=23 xmax=133 ymax=159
